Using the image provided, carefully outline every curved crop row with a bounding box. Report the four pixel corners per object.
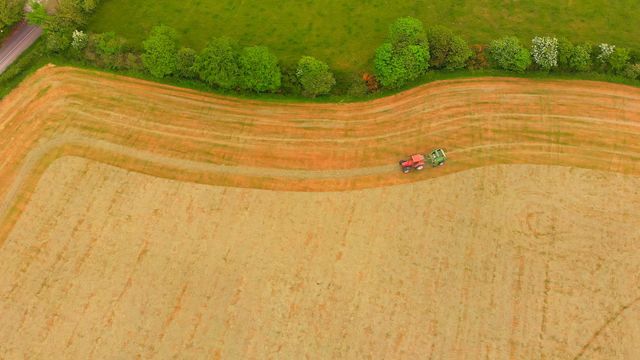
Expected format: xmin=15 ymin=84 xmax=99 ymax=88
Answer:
xmin=1 ymin=64 xmax=640 ymax=240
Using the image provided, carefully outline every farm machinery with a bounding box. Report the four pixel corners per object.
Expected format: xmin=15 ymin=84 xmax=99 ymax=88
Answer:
xmin=399 ymin=148 xmax=447 ymax=174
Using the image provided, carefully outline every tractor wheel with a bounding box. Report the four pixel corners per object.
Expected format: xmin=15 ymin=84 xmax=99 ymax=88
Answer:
xmin=416 ymin=165 xmax=424 ymax=171
xmin=403 ymin=167 xmax=410 ymax=173
xmin=439 ymin=162 xmax=444 ymax=166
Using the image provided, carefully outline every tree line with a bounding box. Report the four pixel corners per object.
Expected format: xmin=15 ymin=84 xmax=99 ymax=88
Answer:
xmin=372 ymin=17 xmax=640 ymax=89
xmin=4 ymin=5 xmax=640 ymax=97
xmin=14 ymin=0 xmax=336 ymax=97
xmin=139 ymin=26 xmax=335 ymax=96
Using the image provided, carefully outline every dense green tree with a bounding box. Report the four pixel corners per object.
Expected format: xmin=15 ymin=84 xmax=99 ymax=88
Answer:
xmin=41 ymin=0 xmax=101 ymax=54
xmin=142 ymin=25 xmax=178 ymax=78
xmin=94 ymin=32 xmax=124 ymax=56
xmin=26 ymin=0 xmax=47 ymax=26
xmin=238 ymin=46 xmax=281 ymax=92
xmin=295 ymin=56 xmax=335 ymax=97
xmin=42 ymin=0 xmax=99 ymax=54
xmin=42 ymin=22 xmax=73 ymax=52
xmin=427 ymin=25 xmax=472 ymax=70
xmin=487 ymin=36 xmax=531 ymax=72
xmin=568 ymin=44 xmax=592 ymax=72
xmin=388 ymin=17 xmax=426 ymax=48
xmin=52 ymin=0 xmax=89 ymax=28
xmin=608 ymin=47 xmax=630 ymax=73
xmin=0 ymin=0 xmax=25 ymax=30
xmin=556 ymin=37 xmax=574 ymax=70
xmin=374 ymin=17 xmax=430 ymax=88
xmin=45 ymin=31 xmax=71 ymax=53
xmin=176 ymin=47 xmax=197 ymax=78
xmin=42 ymin=0 xmax=85 ymax=53
xmin=85 ymin=31 xmax=126 ymax=67
xmin=446 ymin=35 xmax=473 ymax=70
xmin=375 ymin=43 xmax=429 ymax=88
xmin=43 ymin=0 xmax=101 ymax=29
xmin=194 ymin=37 xmax=240 ymax=89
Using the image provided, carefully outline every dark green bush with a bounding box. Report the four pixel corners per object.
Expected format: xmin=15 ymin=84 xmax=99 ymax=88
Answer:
xmin=427 ymin=25 xmax=472 ymax=70
xmin=238 ymin=46 xmax=281 ymax=92
xmin=374 ymin=17 xmax=429 ymax=88
xmin=568 ymin=44 xmax=592 ymax=72
xmin=175 ymin=48 xmax=197 ymax=79
xmin=85 ymin=32 xmax=127 ymax=68
xmin=194 ymin=37 xmax=240 ymax=90
xmin=26 ymin=1 xmax=48 ymax=26
xmin=609 ymin=47 xmax=630 ymax=73
xmin=556 ymin=37 xmax=573 ymax=70
xmin=142 ymin=25 xmax=178 ymax=78
xmin=487 ymin=36 xmax=531 ymax=72
xmin=375 ymin=43 xmax=429 ymax=88
xmin=388 ymin=17 xmax=427 ymax=48
xmin=0 ymin=0 xmax=26 ymax=30
xmin=296 ymin=56 xmax=335 ymax=97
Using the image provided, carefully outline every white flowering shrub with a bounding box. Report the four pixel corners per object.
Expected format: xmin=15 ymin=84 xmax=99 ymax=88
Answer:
xmin=531 ymin=36 xmax=558 ymax=70
xmin=71 ymin=30 xmax=88 ymax=50
xmin=597 ymin=43 xmax=615 ymax=63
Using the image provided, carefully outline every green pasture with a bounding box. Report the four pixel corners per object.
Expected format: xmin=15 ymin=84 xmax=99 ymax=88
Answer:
xmin=88 ymin=0 xmax=640 ymax=73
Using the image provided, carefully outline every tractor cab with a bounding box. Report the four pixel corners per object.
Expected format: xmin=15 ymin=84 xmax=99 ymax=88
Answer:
xmin=399 ymin=154 xmax=425 ymax=173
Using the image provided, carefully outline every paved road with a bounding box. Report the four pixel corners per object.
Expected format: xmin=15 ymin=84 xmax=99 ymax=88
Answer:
xmin=0 ymin=21 xmax=42 ymax=75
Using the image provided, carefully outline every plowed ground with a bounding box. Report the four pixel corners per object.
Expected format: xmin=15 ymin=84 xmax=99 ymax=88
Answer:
xmin=0 ymin=65 xmax=639 ymax=359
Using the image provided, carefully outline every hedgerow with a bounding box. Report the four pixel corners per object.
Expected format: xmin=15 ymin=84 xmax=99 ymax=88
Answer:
xmin=4 ymin=14 xmax=640 ymax=98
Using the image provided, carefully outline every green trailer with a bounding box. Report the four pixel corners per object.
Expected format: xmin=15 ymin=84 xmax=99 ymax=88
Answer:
xmin=428 ymin=148 xmax=447 ymax=167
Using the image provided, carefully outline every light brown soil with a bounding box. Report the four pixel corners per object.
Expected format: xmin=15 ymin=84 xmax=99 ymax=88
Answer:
xmin=0 ymin=66 xmax=639 ymax=358
xmin=1 ymin=158 xmax=639 ymax=359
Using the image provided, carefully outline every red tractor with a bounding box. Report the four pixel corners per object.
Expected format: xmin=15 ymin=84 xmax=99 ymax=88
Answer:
xmin=399 ymin=149 xmax=447 ymax=173
xmin=399 ymin=154 xmax=426 ymax=173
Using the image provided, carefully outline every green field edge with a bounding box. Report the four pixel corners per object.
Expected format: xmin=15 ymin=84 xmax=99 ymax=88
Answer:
xmin=2 ymin=52 xmax=640 ymax=103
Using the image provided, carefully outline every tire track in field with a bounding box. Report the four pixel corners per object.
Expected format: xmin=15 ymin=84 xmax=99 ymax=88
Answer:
xmin=1 ymin=65 xmax=640 ymax=241
xmin=572 ymin=295 xmax=640 ymax=360
xmin=2 ymin=129 xmax=639 ymax=231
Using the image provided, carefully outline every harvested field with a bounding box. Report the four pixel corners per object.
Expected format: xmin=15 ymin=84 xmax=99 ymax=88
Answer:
xmin=0 ymin=66 xmax=640 ymax=358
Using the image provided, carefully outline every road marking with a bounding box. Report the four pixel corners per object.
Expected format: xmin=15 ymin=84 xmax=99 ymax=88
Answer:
xmin=0 ymin=26 xmax=39 ymax=63
xmin=0 ymin=26 xmax=41 ymax=71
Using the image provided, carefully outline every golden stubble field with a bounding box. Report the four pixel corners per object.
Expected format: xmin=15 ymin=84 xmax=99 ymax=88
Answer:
xmin=0 ymin=66 xmax=639 ymax=359
xmin=2 ymin=158 xmax=640 ymax=359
